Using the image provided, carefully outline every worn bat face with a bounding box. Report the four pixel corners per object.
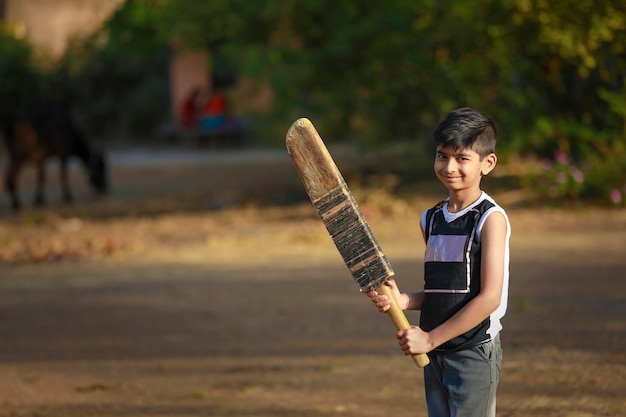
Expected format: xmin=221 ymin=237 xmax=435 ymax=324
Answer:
xmin=287 ymin=118 xmax=393 ymax=292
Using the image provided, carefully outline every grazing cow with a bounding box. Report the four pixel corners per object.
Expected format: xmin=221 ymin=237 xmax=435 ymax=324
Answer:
xmin=1 ymin=102 xmax=108 ymax=210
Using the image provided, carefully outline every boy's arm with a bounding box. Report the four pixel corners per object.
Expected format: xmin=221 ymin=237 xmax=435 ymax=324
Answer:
xmin=405 ymin=291 xmax=425 ymax=311
xmin=419 ymin=211 xmax=508 ymax=351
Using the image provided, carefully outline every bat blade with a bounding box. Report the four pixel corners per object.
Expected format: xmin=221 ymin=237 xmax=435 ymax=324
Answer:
xmin=286 ymin=118 xmax=392 ymax=292
xmin=286 ymin=118 xmax=430 ymax=368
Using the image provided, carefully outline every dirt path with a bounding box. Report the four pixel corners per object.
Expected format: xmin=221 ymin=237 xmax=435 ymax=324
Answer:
xmin=0 ymin=148 xmax=625 ymax=416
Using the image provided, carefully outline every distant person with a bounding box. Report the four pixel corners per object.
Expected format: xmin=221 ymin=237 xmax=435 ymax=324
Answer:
xmin=199 ymin=85 xmax=228 ymax=133
xmin=179 ymin=87 xmax=202 ymax=131
xmin=199 ymin=84 xmax=245 ymax=148
xmin=367 ymin=108 xmax=511 ymax=417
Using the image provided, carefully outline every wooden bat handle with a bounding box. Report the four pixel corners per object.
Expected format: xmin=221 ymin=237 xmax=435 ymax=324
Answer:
xmin=376 ymin=284 xmax=430 ymax=368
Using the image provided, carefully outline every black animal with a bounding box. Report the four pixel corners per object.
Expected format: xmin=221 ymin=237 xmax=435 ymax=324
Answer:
xmin=1 ymin=102 xmax=108 ymax=210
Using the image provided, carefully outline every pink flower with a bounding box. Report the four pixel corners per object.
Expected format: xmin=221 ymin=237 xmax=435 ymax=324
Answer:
xmin=540 ymin=158 xmax=552 ymax=170
xmin=554 ymin=149 xmax=569 ymax=165
xmin=610 ymin=189 xmax=622 ymax=204
xmin=570 ymin=166 xmax=584 ymax=183
xmin=556 ymin=172 xmax=567 ymax=184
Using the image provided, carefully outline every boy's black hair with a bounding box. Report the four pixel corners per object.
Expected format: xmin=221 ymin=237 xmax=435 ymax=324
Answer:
xmin=432 ymin=107 xmax=497 ymax=159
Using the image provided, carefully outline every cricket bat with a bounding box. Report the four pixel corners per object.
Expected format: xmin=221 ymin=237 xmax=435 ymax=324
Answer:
xmin=286 ymin=118 xmax=430 ymax=368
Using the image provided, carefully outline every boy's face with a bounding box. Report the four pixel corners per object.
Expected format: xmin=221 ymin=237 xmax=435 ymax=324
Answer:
xmin=434 ymin=145 xmax=496 ymax=193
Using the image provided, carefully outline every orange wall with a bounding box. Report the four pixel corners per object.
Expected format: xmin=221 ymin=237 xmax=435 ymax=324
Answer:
xmin=169 ymin=49 xmax=211 ymax=120
xmin=4 ymin=0 xmax=119 ymax=58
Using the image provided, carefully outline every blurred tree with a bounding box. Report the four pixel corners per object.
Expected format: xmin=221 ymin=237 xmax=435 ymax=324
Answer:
xmin=3 ymin=0 xmax=623 ymax=202
xmin=0 ymin=23 xmax=43 ymax=102
xmin=148 ymin=0 xmax=626 ymax=202
xmin=64 ymin=0 xmax=171 ymax=140
xmin=500 ymin=0 xmax=626 ymax=202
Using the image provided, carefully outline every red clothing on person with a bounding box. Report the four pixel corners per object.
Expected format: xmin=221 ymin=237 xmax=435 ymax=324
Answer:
xmin=204 ymin=92 xmax=227 ymax=116
xmin=180 ymin=93 xmax=201 ymax=130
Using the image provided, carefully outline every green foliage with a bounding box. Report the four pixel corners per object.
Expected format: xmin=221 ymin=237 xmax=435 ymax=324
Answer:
xmin=61 ymin=0 xmax=171 ymax=140
xmin=500 ymin=0 xmax=626 ymax=205
xmin=0 ymin=0 xmax=624 ymax=204
xmin=85 ymin=0 xmax=626 ymax=206
xmin=153 ymin=0 xmax=625 ymax=206
xmin=0 ymin=24 xmax=43 ymax=100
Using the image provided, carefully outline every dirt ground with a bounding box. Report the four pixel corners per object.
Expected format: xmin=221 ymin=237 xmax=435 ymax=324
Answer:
xmin=0 ymin=147 xmax=625 ymax=417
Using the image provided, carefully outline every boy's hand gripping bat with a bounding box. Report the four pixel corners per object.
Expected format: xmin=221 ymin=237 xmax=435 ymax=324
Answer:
xmin=286 ymin=118 xmax=430 ymax=368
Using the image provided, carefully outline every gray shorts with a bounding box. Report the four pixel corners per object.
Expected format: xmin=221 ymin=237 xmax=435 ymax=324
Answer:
xmin=424 ymin=334 xmax=502 ymax=417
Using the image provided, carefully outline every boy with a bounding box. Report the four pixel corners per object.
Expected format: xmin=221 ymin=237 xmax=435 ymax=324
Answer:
xmin=367 ymin=107 xmax=511 ymax=417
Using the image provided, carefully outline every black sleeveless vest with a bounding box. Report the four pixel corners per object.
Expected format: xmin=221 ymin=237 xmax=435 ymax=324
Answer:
xmin=420 ymin=198 xmax=496 ymax=352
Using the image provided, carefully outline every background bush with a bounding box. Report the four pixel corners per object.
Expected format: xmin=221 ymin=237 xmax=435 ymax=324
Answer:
xmin=1 ymin=0 xmax=624 ymax=205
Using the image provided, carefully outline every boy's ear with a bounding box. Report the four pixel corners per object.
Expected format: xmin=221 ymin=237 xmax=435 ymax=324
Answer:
xmin=481 ymin=153 xmax=497 ymax=176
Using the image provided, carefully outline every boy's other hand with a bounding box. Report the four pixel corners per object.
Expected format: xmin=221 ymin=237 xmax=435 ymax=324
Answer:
xmin=365 ymin=279 xmax=403 ymax=312
xmin=397 ymin=326 xmax=431 ymax=355
xmin=366 ymin=289 xmax=391 ymax=312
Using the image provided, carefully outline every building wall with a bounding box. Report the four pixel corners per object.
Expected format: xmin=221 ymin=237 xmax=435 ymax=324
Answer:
xmin=4 ymin=0 xmax=120 ymax=58
xmin=169 ymin=49 xmax=211 ymax=121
